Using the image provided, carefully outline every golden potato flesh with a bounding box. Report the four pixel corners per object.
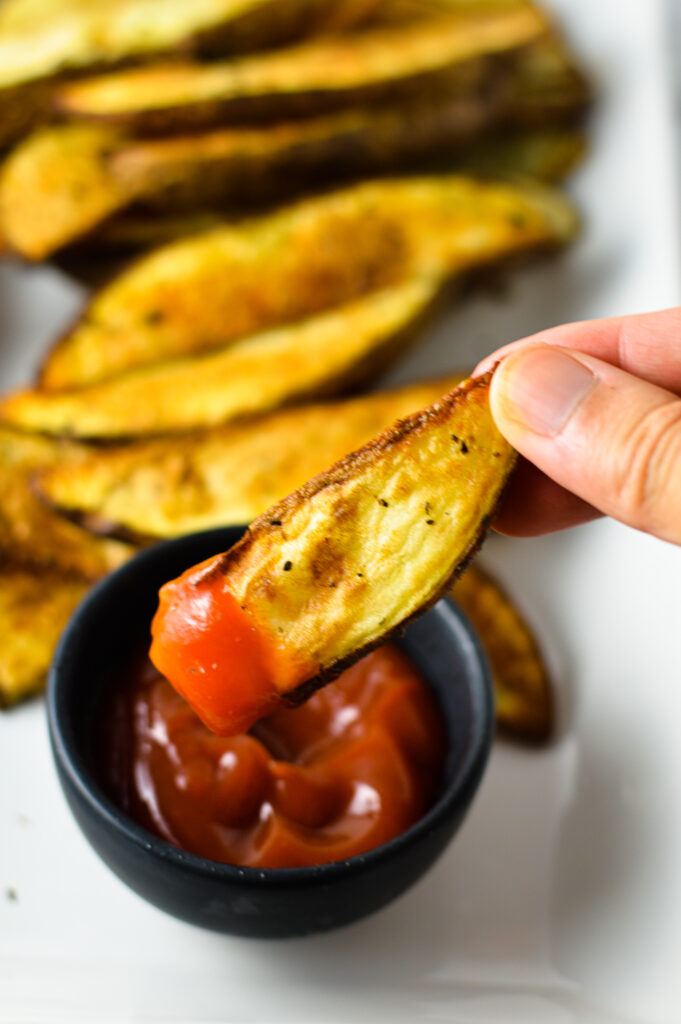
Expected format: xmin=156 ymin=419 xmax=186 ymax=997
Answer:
xmin=39 ymin=175 xmax=577 ymax=390
xmin=0 ymin=278 xmax=441 ymax=439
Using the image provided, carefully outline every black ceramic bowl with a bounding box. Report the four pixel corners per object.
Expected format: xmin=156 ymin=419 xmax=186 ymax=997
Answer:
xmin=48 ymin=527 xmax=493 ymax=938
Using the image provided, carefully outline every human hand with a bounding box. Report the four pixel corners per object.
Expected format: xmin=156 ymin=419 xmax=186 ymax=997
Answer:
xmin=476 ymin=307 xmax=681 ymax=544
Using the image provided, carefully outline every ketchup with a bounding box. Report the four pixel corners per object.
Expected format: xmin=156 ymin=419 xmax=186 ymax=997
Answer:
xmin=100 ymin=644 xmax=446 ymax=869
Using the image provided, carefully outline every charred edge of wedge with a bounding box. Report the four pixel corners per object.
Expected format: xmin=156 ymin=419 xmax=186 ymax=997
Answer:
xmin=203 ymin=371 xmax=516 ymax=707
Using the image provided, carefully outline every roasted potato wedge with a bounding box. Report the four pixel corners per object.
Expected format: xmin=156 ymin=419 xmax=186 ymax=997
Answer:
xmin=0 ymin=0 xmax=381 ymax=148
xmin=0 ymin=124 xmax=134 ymax=261
xmin=150 ymin=371 xmax=515 ymax=734
xmin=0 ymin=94 xmax=497 ymax=260
xmin=39 ymin=175 xmax=577 ymax=391
xmin=0 ymin=0 xmax=364 ymax=88
xmin=0 ymin=560 xmax=88 ymax=708
xmin=54 ymin=7 xmax=546 ymax=131
xmin=0 ymin=277 xmax=442 ymax=439
xmin=36 ymin=376 xmax=464 ymax=541
xmin=451 ymin=562 xmax=553 ymax=742
xmin=0 ymin=427 xmax=134 ymax=579
xmin=75 ymin=126 xmax=585 ymax=256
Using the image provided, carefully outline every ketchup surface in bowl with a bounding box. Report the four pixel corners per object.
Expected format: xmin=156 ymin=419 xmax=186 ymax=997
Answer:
xmin=99 ymin=644 xmax=446 ymax=869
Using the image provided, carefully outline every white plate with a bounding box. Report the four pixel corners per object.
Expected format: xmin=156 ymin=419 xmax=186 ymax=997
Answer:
xmin=2 ymin=1 xmax=681 ymax=1021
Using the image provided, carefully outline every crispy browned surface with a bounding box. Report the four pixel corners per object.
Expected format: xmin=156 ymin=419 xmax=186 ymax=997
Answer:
xmin=0 ymin=427 xmax=135 ymax=579
xmin=36 ymin=375 xmax=464 ymax=540
xmin=54 ymin=7 xmax=546 ymax=131
xmin=207 ymin=372 xmax=516 ymax=704
xmin=39 ymin=175 xmax=577 ymax=391
xmin=451 ymin=562 xmax=553 ymax=742
xmin=1 ymin=278 xmax=442 ymax=438
xmin=0 ymin=559 xmax=89 ymax=708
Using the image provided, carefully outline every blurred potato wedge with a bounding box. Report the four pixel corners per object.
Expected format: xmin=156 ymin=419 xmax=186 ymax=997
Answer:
xmin=0 ymin=426 xmax=135 ymax=578
xmin=151 ymin=371 xmax=515 ymax=727
xmin=0 ymin=560 xmax=88 ymax=708
xmin=82 ymin=126 xmax=584 ymax=255
xmin=0 ymin=95 xmax=496 ymax=260
xmin=451 ymin=562 xmax=553 ymax=742
xmin=0 ymin=124 xmax=133 ymax=261
xmin=39 ymin=175 xmax=578 ymax=390
xmin=54 ymin=7 xmax=547 ymax=131
xmin=0 ymin=277 xmax=442 ymax=439
xmin=0 ymin=0 xmax=381 ymax=148
xmin=1 ymin=44 xmax=584 ymax=263
xmin=36 ymin=376 xmax=464 ymax=541
xmin=0 ymin=0 xmax=364 ymax=88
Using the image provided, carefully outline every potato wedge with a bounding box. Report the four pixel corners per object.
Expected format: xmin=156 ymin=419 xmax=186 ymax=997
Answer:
xmin=150 ymin=371 xmax=515 ymax=734
xmin=0 ymin=427 xmax=134 ymax=579
xmin=54 ymin=7 xmax=546 ymax=131
xmin=2 ymin=39 xmax=585 ymax=264
xmin=84 ymin=126 xmax=584 ymax=254
xmin=0 ymin=84 xmax=516 ymax=260
xmin=0 ymin=1 xmax=363 ymax=90
xmin=450 ymin=562 xmax=553 ymax=742
xmin=0 ymin=277 xmax=442 ymax=439
xmin=0 ymin=124 xmax=134 ymax=261
xmin=0 ymin=0 xmax=380 ymax=148
xmin=0 ymin=560 xmax=88 ymax=709
xmin=36 ymin=376 xmax=464 ymax=541
xmin=39 ymin=175 xmax=577 ymax=390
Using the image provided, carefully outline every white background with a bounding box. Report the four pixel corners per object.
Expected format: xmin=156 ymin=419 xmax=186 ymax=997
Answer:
xmin=2 ymin=1 xmax=681 ymax=1021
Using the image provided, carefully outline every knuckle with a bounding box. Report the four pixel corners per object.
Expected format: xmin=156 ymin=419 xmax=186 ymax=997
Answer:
xmin=612 ymin=399 xmax=681 ymax=534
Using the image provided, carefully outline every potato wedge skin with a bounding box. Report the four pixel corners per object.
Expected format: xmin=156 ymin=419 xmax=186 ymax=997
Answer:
xmin=36 ymin=376 xmax=464 ymax=542
xmin=54 ymin=8 xmax=546 ymax=132
xmin=0 ymin=560 xmax=88 ymax=708
xmin=451 ymin=562 xmax=553 ymax=743
xmin=209 ymin=371 xmax=516 ymax=706
xmin=0 ymin=427 xmax=134 ymax=579
xmin=0 ymin=278 xmax=442 ymax=439
xmin=39 ymin=175 xmax=578 ymax=391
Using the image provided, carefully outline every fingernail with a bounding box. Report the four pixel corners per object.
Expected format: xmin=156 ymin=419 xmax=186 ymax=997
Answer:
xmin=495 ymin=346 xmax=596 ymax=437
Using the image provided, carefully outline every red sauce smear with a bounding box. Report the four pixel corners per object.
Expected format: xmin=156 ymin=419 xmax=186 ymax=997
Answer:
xmin=100 ymin=644 xmax=446 ymax=869
xmin=150 ymin=556 xmax=288 ymax=737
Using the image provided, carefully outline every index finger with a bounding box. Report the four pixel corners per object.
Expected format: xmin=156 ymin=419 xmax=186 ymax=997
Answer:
xmin=475 ymin=306 xmax=681 ymax=395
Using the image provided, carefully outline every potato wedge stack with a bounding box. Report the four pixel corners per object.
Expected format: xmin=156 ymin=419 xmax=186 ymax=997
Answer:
xmin=0 ymin=0 xmax=580 ymax=743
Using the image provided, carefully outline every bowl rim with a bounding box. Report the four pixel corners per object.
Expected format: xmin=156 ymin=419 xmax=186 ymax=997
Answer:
xmin=47 ymin=527 xmax=494 ymax=888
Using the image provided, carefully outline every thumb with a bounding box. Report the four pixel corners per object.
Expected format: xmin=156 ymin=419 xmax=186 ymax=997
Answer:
xmin=490 ymin=344 xmax=681 ymax=545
